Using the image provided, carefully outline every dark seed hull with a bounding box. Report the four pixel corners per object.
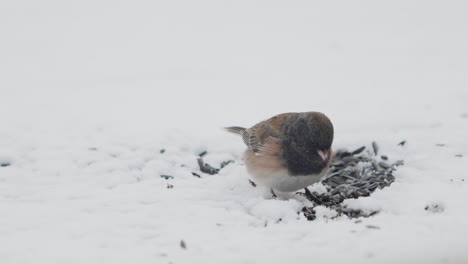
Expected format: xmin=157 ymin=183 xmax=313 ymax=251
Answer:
xmin=302 ymin=143 xmax=403 ymax=220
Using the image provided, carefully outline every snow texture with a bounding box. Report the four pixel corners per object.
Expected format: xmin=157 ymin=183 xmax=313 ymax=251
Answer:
xmin=1 ymin=1 xmax=468 ymax=263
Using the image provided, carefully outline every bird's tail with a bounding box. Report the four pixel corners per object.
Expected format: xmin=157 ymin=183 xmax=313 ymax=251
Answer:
xmin=224 ymin=126 xmax=246 ymax=136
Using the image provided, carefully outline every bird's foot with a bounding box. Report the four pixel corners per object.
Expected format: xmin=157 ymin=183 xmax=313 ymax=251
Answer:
xmin=302 ymin=188 xmax=322 ymax=205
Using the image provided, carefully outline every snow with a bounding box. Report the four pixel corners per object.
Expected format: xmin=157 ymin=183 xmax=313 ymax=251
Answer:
xmin=1 ymin=0 xmax=468 ymax=263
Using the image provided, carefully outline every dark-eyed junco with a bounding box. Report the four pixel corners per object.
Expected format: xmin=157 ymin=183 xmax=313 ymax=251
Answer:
xmin=226 ymin=112 xmax=334 ymax=193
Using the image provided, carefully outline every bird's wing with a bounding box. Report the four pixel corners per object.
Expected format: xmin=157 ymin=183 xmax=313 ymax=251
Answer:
xmin=243 ymin=113 xmax=290 ymax=155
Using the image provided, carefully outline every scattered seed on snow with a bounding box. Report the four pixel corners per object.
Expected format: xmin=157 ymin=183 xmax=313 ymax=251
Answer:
xmin=180 ymin=240 xmax=187 ymax=250
xmin=197 ymin=158 xmax=220 ymax=175
xmin=220 ymin=160 xmax=234 ymax=169
xmin=160 ymin=175 xmax=174 ymax=180
xmin=249 ymin=179 xmax=257 ymax=187
xmin=425 ymin=203 xmax=445 ymax=214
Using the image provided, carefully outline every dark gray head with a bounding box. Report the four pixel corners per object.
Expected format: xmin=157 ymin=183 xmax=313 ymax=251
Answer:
xmin=281 ymin=112 xmax=334 ymax=176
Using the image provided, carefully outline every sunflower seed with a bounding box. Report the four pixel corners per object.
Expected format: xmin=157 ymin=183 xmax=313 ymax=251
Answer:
xmin=371 ymin=161 xmax=379 ymax=171
xmin=372 ymin=141 xmax=379 ymax=155
xmin=220 ymin=160 xmax=234 ymax=168
xmin=180 ymin=240 xmax=187 ymax=250
xmin=197 ymin=158 xmax=219 ymax=175
xmin=352 ymin=146 xmax=366 ymax=155
xmin=378 ymin=161 xmax=391 ymax=169
xmin=249 ymin=179 xmax=257 ymax=187
xmin=160 ymin=175 xmax=174 ymax=180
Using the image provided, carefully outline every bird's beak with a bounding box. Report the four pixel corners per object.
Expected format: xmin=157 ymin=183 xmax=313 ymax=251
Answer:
xmin=317 ymin=150 xmax=328 ymax=161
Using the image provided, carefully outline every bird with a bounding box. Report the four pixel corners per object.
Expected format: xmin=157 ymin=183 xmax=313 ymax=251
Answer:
xmin=225 ymin=112 xmax=334 ymax=194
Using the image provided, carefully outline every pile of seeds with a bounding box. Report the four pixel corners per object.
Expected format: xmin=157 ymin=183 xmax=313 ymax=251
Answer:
xmin=302 ymin=142 xmax=404 ymax=220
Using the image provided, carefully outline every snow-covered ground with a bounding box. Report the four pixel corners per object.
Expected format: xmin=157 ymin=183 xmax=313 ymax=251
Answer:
xmin=1 ymin=1 xmax=468 ymax=263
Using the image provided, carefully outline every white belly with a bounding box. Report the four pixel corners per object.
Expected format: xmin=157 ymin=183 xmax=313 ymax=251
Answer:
xmin=252 ymin=172 xmax=323 ymax=192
